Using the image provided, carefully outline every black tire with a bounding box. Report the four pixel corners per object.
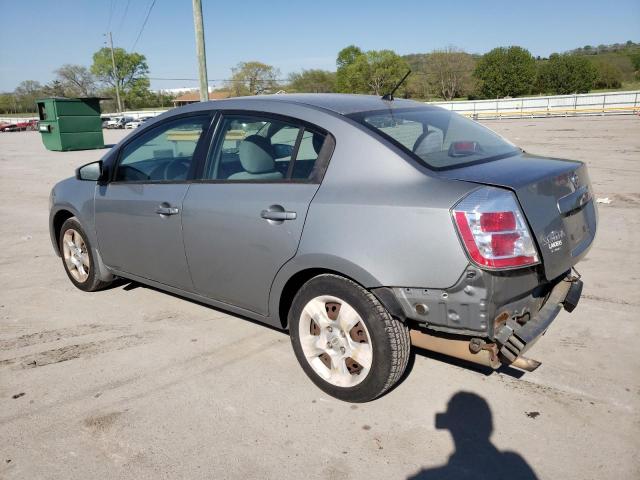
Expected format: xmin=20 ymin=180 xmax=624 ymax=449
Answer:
xmin=59 ymin=217 xmax=112 ymax=292
xmin=289 ymin=274 xmax=410 ymax=402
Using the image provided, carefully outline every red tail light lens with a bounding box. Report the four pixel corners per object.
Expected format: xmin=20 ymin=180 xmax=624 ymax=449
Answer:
xmin=453 ymin=187 xmax=539 ymax=269
xmin=479 ymin=211 xmax=516 ymax=232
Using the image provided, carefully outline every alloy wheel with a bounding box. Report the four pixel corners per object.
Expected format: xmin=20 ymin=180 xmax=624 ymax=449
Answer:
xmin=298 ymin=295 xmax=373 ymax=387
xmin=62 ymin=228 xmax=90 ymax=283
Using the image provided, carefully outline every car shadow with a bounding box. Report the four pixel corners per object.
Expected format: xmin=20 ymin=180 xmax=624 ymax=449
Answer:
xmin=407 ymin=391 xmax=538 ymax=480
xmin=412 ymin=346 xmax=526 ymax=379
xmin=384 ymin=346 xmax=525 ymax=399
xmin=114 ymin=280 xmax=288 ymax=335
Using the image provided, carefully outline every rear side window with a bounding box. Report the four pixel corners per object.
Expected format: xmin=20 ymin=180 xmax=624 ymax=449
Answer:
xmin=115 ymin=116 xmax=209 ymax=182
xmin=349 ymin=108 xmax=518 ymax=169
xmin=204 ymin=114 xmax=326 ymax=182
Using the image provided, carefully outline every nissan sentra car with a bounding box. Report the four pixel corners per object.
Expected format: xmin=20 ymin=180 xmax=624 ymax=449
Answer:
xmin=49 ymin=94 xmax=596 ymax=402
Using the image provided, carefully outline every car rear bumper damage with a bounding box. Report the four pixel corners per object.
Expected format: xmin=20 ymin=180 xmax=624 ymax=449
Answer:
xmin=494 ymin=275 xmax=582 ymax=363
xmin=373 ymin=271 xmax=582 ymax=371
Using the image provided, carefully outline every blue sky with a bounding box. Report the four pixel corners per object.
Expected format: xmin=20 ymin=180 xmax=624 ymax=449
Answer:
xmin=1 ymin=0 xmax=638 ymax=92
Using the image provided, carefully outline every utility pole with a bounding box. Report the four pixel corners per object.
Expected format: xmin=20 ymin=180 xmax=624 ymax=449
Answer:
xmin=192 ymin=0 xmax=209 ymax=101
xmin=107 ymin=32 xmax=123 ymax=112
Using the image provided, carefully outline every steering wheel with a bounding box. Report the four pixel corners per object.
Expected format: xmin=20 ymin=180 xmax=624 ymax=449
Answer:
xmin=162 ymin=158 xmax=191 ymax=181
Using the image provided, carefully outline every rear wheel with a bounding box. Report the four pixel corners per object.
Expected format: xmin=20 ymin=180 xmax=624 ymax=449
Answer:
xmin=59 ymin=217 xmax=111 ymax=292
xmin=289 ymin=274 xmax=410 ymax=402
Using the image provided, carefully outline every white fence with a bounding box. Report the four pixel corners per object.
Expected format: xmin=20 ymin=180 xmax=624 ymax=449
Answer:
xmin=0 ymin=110 xmax=168 ymax=124
xmin=428 ymin=90 xmax=640 ymax=119
xmin=100 ymin=110 xmax=167 ymax=119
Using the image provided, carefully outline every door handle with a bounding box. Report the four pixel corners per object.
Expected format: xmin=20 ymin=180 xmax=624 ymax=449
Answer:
xmin=260 ymin=210 xmax=296 ymax=221
xmin=156 ymin=205 xmax=180 ymax=216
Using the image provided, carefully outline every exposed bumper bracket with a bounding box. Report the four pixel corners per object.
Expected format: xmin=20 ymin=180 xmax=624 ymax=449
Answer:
xmin=496 ymin=275 xmax=581 ymax=362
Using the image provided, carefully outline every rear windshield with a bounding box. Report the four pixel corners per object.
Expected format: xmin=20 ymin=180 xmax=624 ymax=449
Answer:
xmin=348 ymin=107 xmax=519 ymax=169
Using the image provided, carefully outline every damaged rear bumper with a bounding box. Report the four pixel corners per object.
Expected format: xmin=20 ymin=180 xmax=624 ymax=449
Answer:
xmin=374 ymin=271 xmax=582 ymax=370
xmin=494 ymin=274 xmax=582 ymax=362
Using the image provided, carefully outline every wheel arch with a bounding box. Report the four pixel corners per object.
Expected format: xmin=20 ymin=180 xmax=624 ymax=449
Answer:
xmin=51 ymin=208 xmax=76 ymax=256
xmin=270 ymin=254 xmax=403 ymax=330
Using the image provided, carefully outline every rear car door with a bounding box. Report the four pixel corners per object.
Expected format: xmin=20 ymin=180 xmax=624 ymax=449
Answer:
xmin=182 ymin=113 xmax=332 ymax=315
xmin=95 ymin=114 xmax=211 ymax=290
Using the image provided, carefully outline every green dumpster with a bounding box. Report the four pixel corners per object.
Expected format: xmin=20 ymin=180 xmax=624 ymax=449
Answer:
xmin=36 ymin=97 xmax=105 ymax=151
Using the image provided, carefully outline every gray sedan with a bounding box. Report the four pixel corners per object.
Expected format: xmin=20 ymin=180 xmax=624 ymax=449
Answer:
xmin=49 ymin=94 xmax=596 ymax=402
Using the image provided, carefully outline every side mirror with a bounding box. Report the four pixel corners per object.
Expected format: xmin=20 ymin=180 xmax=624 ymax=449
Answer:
xmin=76 ymin=160 xmax=104 ymax=182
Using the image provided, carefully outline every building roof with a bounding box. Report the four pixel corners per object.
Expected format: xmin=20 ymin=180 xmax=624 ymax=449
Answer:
xmin=174 ymin=90 xmax=230 ymax=103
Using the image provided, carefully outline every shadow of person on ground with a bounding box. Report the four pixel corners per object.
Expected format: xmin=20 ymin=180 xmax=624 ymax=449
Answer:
xmin=408 ymin=391 xmax=538 ymax=480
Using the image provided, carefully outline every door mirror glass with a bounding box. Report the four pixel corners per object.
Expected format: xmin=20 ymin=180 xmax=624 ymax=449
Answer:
xmin=76 ymin=161 xmax=103 ymax=181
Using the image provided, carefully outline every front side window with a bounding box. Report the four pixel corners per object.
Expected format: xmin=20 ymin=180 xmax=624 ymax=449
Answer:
xmin=349 ymin=108 xmax=518 ymax=169
xmin=115 ymin=115 xmax=209 ymax=182
xmin=204 ymin=115 xmax=326 ymax=181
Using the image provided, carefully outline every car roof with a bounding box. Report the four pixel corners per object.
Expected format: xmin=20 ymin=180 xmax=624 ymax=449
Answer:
xmin=188 ymin=93 xmax=435 ymax=116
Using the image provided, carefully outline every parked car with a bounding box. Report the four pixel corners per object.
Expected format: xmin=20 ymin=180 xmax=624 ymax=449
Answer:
xmin=106 ymin=116 xmax=134 ymax=129
xmin=125 ymin=116 xmax=154 ymax=129
xmin=1 ymin=123 xmax=17 ymax=132
xmin=49 ymin=94 xmax=596 ymax=402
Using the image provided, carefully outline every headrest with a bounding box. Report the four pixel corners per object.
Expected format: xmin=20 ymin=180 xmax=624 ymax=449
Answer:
xmin=239 ymin=135 xmax=275 ymax=173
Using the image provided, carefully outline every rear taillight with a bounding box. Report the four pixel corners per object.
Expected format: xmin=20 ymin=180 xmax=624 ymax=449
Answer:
xmin=452 ymin=187 xmax=539 ymax=269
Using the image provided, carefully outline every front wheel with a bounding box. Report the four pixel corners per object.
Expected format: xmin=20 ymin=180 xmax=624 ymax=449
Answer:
xmin=59 ymin=217 xmax=112 ymax=292
xmin=289 ymin=274 xmax=410 ymax=402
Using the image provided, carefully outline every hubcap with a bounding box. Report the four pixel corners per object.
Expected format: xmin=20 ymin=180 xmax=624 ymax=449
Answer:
xmin=62 ymin=229 xmax=90 ymax=283
xmin=298 ymin=295 xmax=373 ymax=387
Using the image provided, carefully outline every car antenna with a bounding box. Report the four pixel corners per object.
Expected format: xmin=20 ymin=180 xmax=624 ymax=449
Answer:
xmin=381 ymin=69 xmax=412 ymax=101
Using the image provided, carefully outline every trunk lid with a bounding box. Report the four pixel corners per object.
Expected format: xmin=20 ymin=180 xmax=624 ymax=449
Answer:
xmin=441 ymin=153 xmax=597 ymax=280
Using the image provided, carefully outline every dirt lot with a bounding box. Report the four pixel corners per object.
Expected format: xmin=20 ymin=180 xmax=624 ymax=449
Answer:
xmin=1 ymin=116 xmax=639 ymax=479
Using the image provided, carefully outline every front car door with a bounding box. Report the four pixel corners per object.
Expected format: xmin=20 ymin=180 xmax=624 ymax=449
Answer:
xmin=182 ymin=113 xmax=333 ymax=315
xmin=95 ymin=114 xmax=211 ymax=290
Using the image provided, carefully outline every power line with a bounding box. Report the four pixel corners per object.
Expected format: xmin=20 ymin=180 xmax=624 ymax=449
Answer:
xmin=131 ymin=0 xmax=157 ymax=52
xmin=106 ymin=0 xmax=116 ymax=32
xmin=116 ymin=0 xmax=131 ymax=34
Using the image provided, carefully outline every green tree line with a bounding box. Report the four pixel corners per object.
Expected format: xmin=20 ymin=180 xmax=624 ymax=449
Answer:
xmin=2 ymin=40 xmax=638 ymax=114
xmin=220 ymin=40 xmax=639 ymax=100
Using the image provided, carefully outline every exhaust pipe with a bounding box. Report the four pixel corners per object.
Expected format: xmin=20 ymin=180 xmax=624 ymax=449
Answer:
xmin=410 ymin=330 xmax=541 ymax=372
xmin=510 ymin=356 xmax=541 ymax=372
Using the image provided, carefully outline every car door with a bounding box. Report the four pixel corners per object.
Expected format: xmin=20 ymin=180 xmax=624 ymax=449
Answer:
xmin=182 ymin=113 xmax=332 ymax=315
xmin=95 ymin=114 xmax=211 ymax=290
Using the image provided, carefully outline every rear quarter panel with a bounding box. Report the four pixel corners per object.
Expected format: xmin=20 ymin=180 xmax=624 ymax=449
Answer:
xmin=298 ymin=145 xmax=477 ymax=289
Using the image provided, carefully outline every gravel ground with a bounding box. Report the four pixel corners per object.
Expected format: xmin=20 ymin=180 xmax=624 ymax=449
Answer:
xmin=1 ymin=116 xmax=639 ymax=479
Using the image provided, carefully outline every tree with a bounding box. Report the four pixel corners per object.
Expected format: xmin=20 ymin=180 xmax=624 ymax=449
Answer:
xmin=228 ymin=61 xmax=280 ymax=96
xmin=474 ymin=46 xmax=537 ymax=98
xmin=91 ymin=47 xmax=149 ymax=104
xmin=336 ymin=45 xmax=363 ymax=92
xmin=336 ymin=47 xmax=409 ymax=95
xmin=0 ymin=93 xmax=16 ymax=114
xmin=592 ymin=59 xmax=623 ymax=88
xmin=288 ymin=69 xmax=336 ymax=93
xmin=423 ymin=47 xmax=475 ymax=100
xmin=42 ymin=80 xmax=67 ymax=97
xmin=55 ymin=64 xmax=96 ymax=96
xmin=14 ymin=80 xmax=43 ymax=112
xmin=537 ymin=54 xmax=597 ymax=94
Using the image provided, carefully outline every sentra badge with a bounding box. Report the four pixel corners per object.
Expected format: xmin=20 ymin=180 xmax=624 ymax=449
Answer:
xmin=541 ymin=230 xmax=565 ymax=252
